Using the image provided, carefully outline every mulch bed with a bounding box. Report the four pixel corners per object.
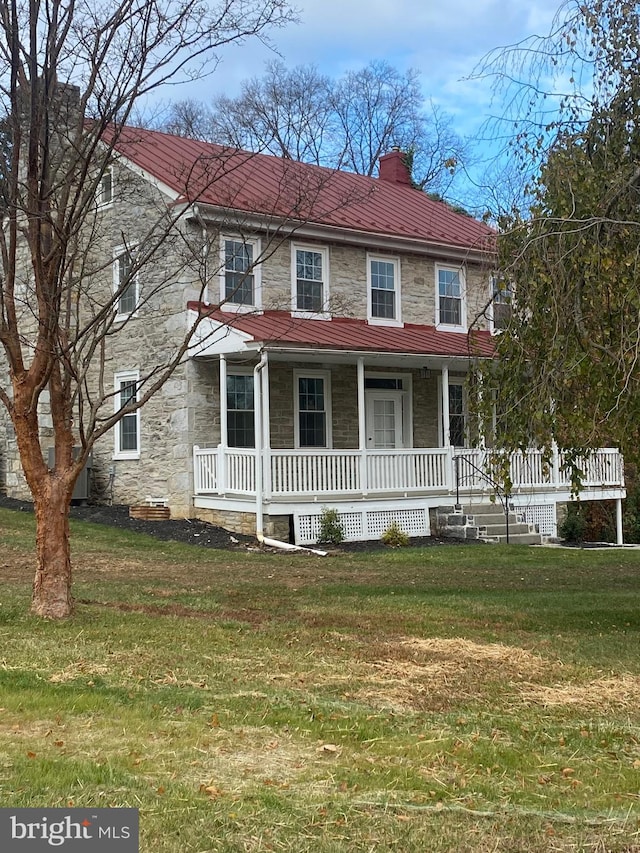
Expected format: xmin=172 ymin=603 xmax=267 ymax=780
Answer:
xmin=0 ymin=494 xmax=480 ymax=552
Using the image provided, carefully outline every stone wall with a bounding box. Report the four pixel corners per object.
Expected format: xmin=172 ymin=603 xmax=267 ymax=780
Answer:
xmin=230 ymin=234 xmax=492 ymax=329
xmin=194 ymin=506 xmax=290 ymax=540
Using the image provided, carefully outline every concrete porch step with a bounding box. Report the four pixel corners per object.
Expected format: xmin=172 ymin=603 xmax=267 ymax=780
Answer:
xmin=486 ymin=532 xmax=544 ymax=545
xmin=462 ymin=502 xmax=514 ymax=515
xmin=436 ymin=502 xmax=543 ymax=545
xmin=478 ymin=522 xmax=535 ymax=537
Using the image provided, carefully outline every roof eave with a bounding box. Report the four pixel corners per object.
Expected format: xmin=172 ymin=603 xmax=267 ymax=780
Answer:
xmin=190 ymin=204 xmax=495 ymax=264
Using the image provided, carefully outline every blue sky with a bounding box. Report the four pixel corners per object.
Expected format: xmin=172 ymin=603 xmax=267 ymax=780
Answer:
xmin=172 ymin=0 xmax=565 ymax=207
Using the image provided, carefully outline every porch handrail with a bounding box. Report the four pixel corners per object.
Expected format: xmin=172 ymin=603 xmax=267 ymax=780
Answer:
xmin=452 ymin=451 xmax=513 ymax=542
xmin=194 ymin=445 xmax=625 ymax=497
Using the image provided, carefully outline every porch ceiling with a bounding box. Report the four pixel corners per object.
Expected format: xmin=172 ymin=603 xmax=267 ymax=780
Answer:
xmin=188 ymin=305 xmax=495 ymax=367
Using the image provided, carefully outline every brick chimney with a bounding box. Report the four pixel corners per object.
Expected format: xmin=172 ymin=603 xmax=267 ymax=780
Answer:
xmin=378 ymin=149 xmax=412 ymax=186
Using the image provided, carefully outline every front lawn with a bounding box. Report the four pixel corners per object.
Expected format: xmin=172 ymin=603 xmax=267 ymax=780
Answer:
xmin=1 ymin=508 xmax=639 ymax=851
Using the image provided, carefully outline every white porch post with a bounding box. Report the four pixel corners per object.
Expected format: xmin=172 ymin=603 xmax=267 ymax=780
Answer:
xmin=477 ymin=371 xmax=486 ymax=449
xmin=254 ymin=352 xmax=268 ymax=538
xmin=551 ymin=442 xmax=560 ymax=488
xmin=357 ymin=357 xmax=368 ymax=494
xmin=616 ymin=497 xmax=624 ymax=545
xmin=441 ymin=365 xmax=450 ymax=446
xmin=218 ymin=354 xmax=227 ymax=495
xmin=261 ymin=353 xmax=271 ymax=498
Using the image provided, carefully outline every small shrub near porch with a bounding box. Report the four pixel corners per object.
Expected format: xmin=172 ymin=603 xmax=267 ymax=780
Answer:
xmin=381 ymin=521 xmax=410 ymax=547
xmin=317 ymin=507 xmax=345 ymax=544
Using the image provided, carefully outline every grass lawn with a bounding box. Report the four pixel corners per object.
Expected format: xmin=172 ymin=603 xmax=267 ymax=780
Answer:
xmin=1 ymin=507 xmax=640 ymax=851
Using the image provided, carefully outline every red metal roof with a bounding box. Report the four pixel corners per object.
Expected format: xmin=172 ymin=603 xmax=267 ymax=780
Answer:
xmin=189 ymin=305 xmax=496 ymax=359
xmin=108 ymin=126 xmax=495 ymax=253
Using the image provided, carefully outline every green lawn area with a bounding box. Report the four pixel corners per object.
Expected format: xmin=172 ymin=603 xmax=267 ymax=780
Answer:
xmin=1 ymin=506 xmax=639 ymax=852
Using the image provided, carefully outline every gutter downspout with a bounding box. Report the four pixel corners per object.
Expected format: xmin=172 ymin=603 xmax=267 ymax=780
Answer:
xmin=253 ymin=351 xmax=327 ymax=556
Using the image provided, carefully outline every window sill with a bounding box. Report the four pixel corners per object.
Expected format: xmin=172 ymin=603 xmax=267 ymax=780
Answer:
xmin=436 ymin=323 xmax=467 ymax=333
xmin=367 ymin=317 xmax=404 ymax=328
xmin=114 ymin=311 xmax=139 ymax=324
xmin=113 ymin=451 xmax=140 ymax=461
xmin=220 ymin=303 xmax=262 ymax=314
xmin=291 ymin=311 xmax=331 ymax=321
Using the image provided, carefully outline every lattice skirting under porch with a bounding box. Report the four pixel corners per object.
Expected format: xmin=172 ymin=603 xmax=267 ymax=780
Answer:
xmin=294 ymin=504 xmax=430 ymax=545
xmin=520 ymin=504 xmax=557 ymax=537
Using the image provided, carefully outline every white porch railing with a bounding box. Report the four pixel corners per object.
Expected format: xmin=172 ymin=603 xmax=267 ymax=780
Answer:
xmin=453 ymin=447 xmax=624 ymax=492
xmin=271 ymin=450 xmax=362 ymax=495
xmin=193 ymin=445 xmax=624 ymax=498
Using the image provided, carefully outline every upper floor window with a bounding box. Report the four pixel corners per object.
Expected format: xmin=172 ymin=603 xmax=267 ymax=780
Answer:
xmin=292 ymin=245 xmax=329 ymax=317
xmin=114 ymin=370 xmax=140 ymax=459
xmin=227 ymin=373 xmax=255 ymax=448
xmin=221 ymin=237 xmax=261 ymax=311
xmin=490 ymin=274 xmax=513 ymax=332
xmin=436 ymin=265 xmax=466 ymax=330
xmin=113 ymin=245 xmax=138 ymax=320
xmin=97 ymin=167 xmax=114 ymax=207
xmin=368 ymin=255 xmax=401 ymax=325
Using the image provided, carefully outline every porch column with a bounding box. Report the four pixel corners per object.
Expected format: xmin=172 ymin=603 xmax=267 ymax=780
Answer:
xmin=441 ymin=365 xmax=450 ymax=445
xmin=616 ymin=497 xmax=624 ymax=545
xmin=218 ymin=354 xmax=227 ymax=495
xmin=551 ymin=442 xmax=560 ymax=488
xmin=254 ymin=352 xmax=268 ymax=538
xmin=476 ymin=372 xmax=486 ymax=449
xmin=261 ymin=353 xmax=271 ymax=498
xmin=357 ymin=357 xmax=368 ymax=494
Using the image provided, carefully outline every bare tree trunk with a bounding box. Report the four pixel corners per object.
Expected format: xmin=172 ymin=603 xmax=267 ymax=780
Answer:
xmin=31 ymin=482 xmax=74 ymax=619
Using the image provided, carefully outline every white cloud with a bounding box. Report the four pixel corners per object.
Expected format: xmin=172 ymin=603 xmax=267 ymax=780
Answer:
xmin=157 ymin=0 xmax=565 ymax=202
xmin=203 ymin=0 xmax=561 ymax=118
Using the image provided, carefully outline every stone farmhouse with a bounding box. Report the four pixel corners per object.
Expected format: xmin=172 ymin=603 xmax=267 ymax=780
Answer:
xmin=1 ymin=125 xmax=627 ymax=544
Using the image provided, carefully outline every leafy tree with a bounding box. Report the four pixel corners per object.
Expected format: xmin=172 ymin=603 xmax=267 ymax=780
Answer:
xmin=163 ymin=60 xmax=467 ymax=195
xmin=471 ymin=0 xmax=640 ymax=465
xmin=0 ymin=0 xmax=294 ymax=619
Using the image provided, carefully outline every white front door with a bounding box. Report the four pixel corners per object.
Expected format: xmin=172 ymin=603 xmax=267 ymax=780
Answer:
xmin=365 ymin=392 xmax=404 ymax=448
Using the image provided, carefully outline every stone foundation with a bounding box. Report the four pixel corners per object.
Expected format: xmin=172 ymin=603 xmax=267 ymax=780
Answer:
xmin=193 ymin=507 xmax=290 ymax=541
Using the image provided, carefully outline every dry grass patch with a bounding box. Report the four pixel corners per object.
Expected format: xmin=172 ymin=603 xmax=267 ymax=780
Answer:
xmin=520 ymin=674 xmax=640 ymax=710
xmin=351 ymin=637 xmax=556 ymax=712
xmin=349 ymin=636 xmax=640 ymax=716
xmin=47 ymin=660 xmax=112 ymax=683
xmin=397 ymin=637 xmax=550 ymax=677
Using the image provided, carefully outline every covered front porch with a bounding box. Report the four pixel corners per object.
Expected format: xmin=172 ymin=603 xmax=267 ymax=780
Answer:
xmin=190 ymin=342 xmax=626 ymax=544
xmin=193 ymin=442 xmax=625 ymax=543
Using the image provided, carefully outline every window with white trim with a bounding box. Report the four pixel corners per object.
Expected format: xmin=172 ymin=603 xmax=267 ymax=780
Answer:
xmin=490 ymin=274 xmax=513 ymax=332
xmin=436 ymin=265 xmax=466 ymax=329
xmin=368 ymin=255 xmax=401 ymax=323
xmin=292 ymin=245 xmax=329 ymax=315
xmin=227 ymin=373 xmax=255 ymax=448
xmin=113 ymin=245 xmax=138 ymax=319
xmin=295 ymin=371 xmax=331 ymax=448
xmin=220 ymin=237 xmax=261 ymax=310
xmin=114 ymin=370 xmax=140 ymax=459
xmin=97 ymin=167 xmax=114 ymax=207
